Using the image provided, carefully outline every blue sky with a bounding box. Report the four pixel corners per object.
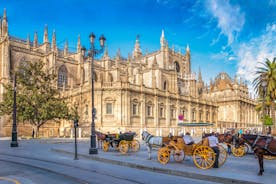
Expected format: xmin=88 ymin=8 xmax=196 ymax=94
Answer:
xmin=1 ymin=0 xmax=275 ymax=92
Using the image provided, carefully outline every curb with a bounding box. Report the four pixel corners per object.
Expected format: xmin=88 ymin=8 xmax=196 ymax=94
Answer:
xmin=51 ymin=148 xmax=260 ymax=184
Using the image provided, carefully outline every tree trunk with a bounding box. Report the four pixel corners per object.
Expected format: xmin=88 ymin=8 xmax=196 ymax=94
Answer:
xmin=35 ymin=126 xmax=40 ymax=138
xmin=271 ymin=101 xmax=275 ymax=135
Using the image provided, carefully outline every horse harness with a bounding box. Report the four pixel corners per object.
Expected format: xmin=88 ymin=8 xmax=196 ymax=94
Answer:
xmin=251 ymin=135 xmax=273 ymax=151
xmin=144 ymin=133 xmax=154 ymax=144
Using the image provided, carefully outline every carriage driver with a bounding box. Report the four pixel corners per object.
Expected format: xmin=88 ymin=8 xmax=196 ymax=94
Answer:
xmin=183 ymin=132 xmax=194 ymax=145
xmin=208 ymin=132 xmax=220 ymax=168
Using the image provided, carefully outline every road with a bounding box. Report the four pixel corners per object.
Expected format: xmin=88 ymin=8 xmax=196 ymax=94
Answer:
xmin=0 ymin=139 xmax=220 ymax=184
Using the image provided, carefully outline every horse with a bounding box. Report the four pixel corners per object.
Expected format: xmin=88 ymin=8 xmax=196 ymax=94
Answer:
xmin=235 ymin=134 xmax=276 ymax=175
xmin=95 ymin=131 xmax=107 ymax=149
xmin=141 ymin=131 xmax=171 ymax=160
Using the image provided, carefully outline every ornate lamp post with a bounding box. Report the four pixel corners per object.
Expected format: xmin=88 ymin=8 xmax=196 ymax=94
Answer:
xmin=81 ymin=33 xmax=106 ymax=154
xmin=10 ymin=74 xmax=18 ymax=147
xmin=261 ymin=79 xmax=267 ymax=134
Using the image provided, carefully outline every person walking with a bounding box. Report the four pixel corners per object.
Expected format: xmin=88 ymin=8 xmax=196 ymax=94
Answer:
xmin=238 ymin=129 xmax=243 ymax=137
xmin=208 ymin=132 xmax=220 ymax=168
xmin=32 ymin=128 xmax=35 ymax=139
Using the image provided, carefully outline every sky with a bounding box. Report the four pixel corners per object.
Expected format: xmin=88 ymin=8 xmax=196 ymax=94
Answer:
xmin=0 ymin=0 xmax=275 ymax=93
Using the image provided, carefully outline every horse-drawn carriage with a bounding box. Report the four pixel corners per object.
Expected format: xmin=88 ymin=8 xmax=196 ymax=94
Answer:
xmin=142 ymin=131 xmax=227 ymax=169
xmin=157 ymin=135 xmax=227 ymax=169
xmin=102 ymin=132 xmax=140 ymax=154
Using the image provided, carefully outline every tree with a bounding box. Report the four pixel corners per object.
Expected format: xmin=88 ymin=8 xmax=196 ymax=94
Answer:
xmin=0 ymin=61 xmax=71 ymax=138
xmin=253 ymin=57 xmax=276 ymax=131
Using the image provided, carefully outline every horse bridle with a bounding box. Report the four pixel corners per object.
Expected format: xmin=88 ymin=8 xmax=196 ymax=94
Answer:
xmin=143 ymin=132 xmax=154 ymax=144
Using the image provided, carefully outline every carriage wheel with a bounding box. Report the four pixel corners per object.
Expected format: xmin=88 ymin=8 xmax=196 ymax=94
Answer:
xmin=119 ymin=140 xmax=129 ymax=154
xmin=131 ymin=140 xmax=140 ymax=152
xmin=103 ymin=141 xmax=109 ymax=152
xmin=158 ymin=147 xmax=171 ymax=164
xmin=264 ymin=155 xmax=276 ymax=160
xmin=193 ymin=146 xmax=215 ymax=169
xmin=218 ymin=145 xmax=227 ymax=167
xmin=232 ymin=145 xmax=245 ymax=157
xmin=173 ymin=150 xmax=185 ymax=163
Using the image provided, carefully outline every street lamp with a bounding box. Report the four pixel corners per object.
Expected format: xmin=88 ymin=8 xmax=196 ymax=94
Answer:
xmin=81 ymin=33 xmax=106 ymax=154
xmin=10 ymin=74 xmax=18 ymax=147
xmin=261 ymin=79 xmax=267 ymax=134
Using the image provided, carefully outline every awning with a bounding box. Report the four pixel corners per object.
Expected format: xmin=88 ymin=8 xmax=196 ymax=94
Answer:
xmin=177 ymin=122 xmax=214 ymax=127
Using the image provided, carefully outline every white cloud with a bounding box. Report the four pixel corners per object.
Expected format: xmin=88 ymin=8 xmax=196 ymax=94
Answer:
xmin=205 ymin=0 xmax=245 ymax=45
xmin=236 ymin=23 xmax=276 ymax=94
xmin=228 ymin=56 xmax=236 ymax=61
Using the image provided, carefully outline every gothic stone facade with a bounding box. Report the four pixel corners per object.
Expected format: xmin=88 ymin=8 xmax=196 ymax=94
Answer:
xmin=0 ymin=9 xmax=261 ymax=138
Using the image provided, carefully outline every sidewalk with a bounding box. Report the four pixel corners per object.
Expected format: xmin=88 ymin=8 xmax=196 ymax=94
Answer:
xmin=51 ymin=141 xmax=276 ymax=184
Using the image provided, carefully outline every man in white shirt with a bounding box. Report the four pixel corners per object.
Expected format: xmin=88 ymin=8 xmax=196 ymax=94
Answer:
xmin=207 ymin=132 xmax=220 ymax=168
xmin=183 ymin=132 xmax=194 ymax=145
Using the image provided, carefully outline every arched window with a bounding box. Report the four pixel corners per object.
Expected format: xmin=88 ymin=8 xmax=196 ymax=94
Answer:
xmin=58 ymin=65 xmax=68 ymax=88
xmin=174 ymin=61 xmax=180 ymax=73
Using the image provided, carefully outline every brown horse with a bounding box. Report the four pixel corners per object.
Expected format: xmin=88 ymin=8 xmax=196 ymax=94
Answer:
xmin=95 ymin=131 xmax=107 ymax=149
xmin=235 ymin=134 xmax=276 ymax=175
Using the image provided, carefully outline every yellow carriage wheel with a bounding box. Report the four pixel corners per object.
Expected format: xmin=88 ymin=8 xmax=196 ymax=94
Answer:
xmin=119 ymin=140 xmax=129 ymax=154
xmin=103 ymin=141 xmax=109 ymax=152
xmin=218 ymin=145 xmax=227 ymax=167
xmin=264 ymin=155 xmax=276 ymax=160
xmin=232 ymin=145 xmax=245 ymax=157
xmin=193 ymin=146 xmax=215 ymax=169
xmin=173 ymin=150 xmax=185 ymax=163
xmin=158 ymin=147 xmax=171 ymax=164
xmin=131 ymin=140 xmax=140 ymax=152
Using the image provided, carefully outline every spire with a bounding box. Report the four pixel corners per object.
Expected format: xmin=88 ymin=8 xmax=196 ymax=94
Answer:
xmin=2 ymin=8 xmax=8 ymax=35
xmin=52 ymin=30 xmax=56 ymax=51
xmin=152 ymin=55 xmax=158 ymax=68
xmin=77 ymin=34 xmax=81 ymax=53
xmin=43 ymin=25 xmax=49 ymax=43
xmin=26 ymin=34 xmax=30 ymax=49
xmin=116 ymin=48 xmax=121 ymax=60
xmin=64 ymin=40 xmax=68 ymax=56
xmin=103 ymin=45 xmax=109 ymax=59
xmin=104 ymin=45 xmax=108 ymax=56
xmin=128 ymin=53 xmax=132 ymax=63
xmin=133 ymin=35 xmax=142 ymax=59
xmin=160 ymin=29 xmax=166 ymax=48
xmin=34 ymin=32 xmax=38 ymax=48
xmin=186 ymin=44 xmax=190 ymax=54
xmin=198 ymin=67 xmax=202 ymax=82
xmin=116 ymin=48 xmax=120 ymax=68
xmin=0 ymin=17 xmax=2 ymax=37
xmin=3 ymin=8 xmax=6 ymax=19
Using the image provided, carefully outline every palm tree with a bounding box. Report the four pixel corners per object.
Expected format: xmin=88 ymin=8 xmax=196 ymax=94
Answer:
xmin=253 ymin=57 xmax=276 ymax=134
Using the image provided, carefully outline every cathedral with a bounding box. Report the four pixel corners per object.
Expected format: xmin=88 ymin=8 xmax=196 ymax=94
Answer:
xmin=0 ymin=9 xmax=261 ymax=138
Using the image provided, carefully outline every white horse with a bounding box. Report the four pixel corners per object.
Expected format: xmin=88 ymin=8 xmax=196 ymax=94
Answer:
xmin=141 ymin=131 xmax=163 ymax=160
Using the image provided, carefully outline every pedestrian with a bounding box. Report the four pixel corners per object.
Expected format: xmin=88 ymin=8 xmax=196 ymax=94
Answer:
xmin=238 ymin=129 xmax=243 ymax=137
xmin=207 ymin=132 xmax=220 ymax=168
xmin=183 ymin=132 xmax=194 ymax=145
xmin=227 ymin=144 xmax=231 ymax=155
xmin=32 ymin=128 xmax=35 ymax=139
